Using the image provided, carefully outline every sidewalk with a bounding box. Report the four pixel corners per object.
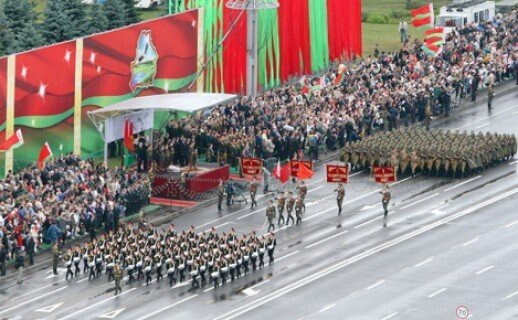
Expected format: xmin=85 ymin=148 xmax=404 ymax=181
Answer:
xmin=1 ymin=79 xmax=515 ymax=283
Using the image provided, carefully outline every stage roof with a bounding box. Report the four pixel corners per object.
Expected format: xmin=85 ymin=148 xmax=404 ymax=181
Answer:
xmin=88 ymin=93 xmax=237 ymax=119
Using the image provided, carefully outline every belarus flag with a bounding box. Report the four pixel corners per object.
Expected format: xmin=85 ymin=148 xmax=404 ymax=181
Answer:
xmin=272 ymin=160 xmax=290 ymax=184
xmin=411 ymin=3 xmax=434 ymax=28
xmin=0 ymin=129 xmax=24 ymax=152
xmin=37 ymin=142 xmax=53 ymax=170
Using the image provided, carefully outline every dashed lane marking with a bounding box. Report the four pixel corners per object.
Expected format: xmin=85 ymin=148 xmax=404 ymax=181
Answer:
xmin=428 ymin=288 xmax=447 ymax=298
xmin=414 ymin=257 xmax=434 ymax=268
xmin=135 ymin=295 xmax=198 ymax=320
xmin=400 ymin=193 xmax=439 ymax=210
xmin=381 ymin=312 xmax=399 ymax=320
xmin=276 ymin=250 xmax=300 ymax=262
xmin=476 ymin=266 xmax=495 ymax=275
xmin=366 ymin=279 xmax=385 ymax=290
xmin=305 ymin=230 xmax=349 ymax=249
xmin=319 ymin=303 xmax=336 ymax=313
xmin=443 ymin=175 xmax=482 ymax=192
xmin=0 ymin=286 xmax=69 ymax=315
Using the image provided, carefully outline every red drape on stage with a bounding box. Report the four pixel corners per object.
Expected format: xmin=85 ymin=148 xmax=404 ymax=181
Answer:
xmin=327 ymin=0 xmax=362 ymax=61
xmin=278 ymin=0 xmax=311 ymax=81
xmin=223 ymin=5 xmax=247 ymax=95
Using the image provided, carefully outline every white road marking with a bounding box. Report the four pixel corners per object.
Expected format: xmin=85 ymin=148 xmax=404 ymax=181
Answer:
xmin=204 ymin=287 xmax=214 ymax=292
xmin=3 ymin=284 xmax=53 ymax=304
xmin=0 ymin=286 xmax=69 ymax=315
xmin=319 ymin=303 xmax=336 ymax=313
xmin=455 ymin=105 xmax=518 ymax=130
xmin=504 ymin=220 xmax=518 ymax=228
xmin=462 ymin=236 xmax=479 ymax=246
xmin=214 ymin=222 xmax=231 ymax=229
xmin=249 ymin=279 xmax=270 ymax=290
xmin=414 ymin=257 xmax=434 ymax=268
xmin=360 ymin=204 xmax=378 ymax=212
xmin=276 ymin=250 xmax=300 ymax=262
xmin=476 ymin=266 xmax=495 ymax=275
xmin=135 ymin=295 xmax=198 ymax=320
xmin=35 ymin=302 xmax=63 ymax=313
xmin=305 ymin=230 xmax=349 ymax=249
xmin=243 ymin=288 xmax=259 ymax=296
xmin=509 ymin=160 xmax=518 ymax=165
xmin=308 ymin=185 xmax=324 ymax=193
xmin=366 ymin=279 xmax=385 ymax=290
xmin=381 ymin=312 xmax=399 ymax=320
xmin=503 ymin=290 xmax=518 ymax=301
xmin=77 ymin=277 xmax=89 ymax=283
xmin=400 ymin=193 xmax=439 ymax=210
xmin=212 ymin=188 xmax=518 ymax=320
xmin=238 ymin=208 xmax=264 ymax=220
xmin=391 ymin=175 xmax=414 ymax=186
xmin=443 ymin=175 xmax=482 ymax=192
xmin=172 ymin=280 xmax=192 ymax=289
xmin=59 ymin=288 xmax=136 ymax=320
xmin=428 ymin=288 xmax=447 ymax=298
xmin=474 ymin=123 xmax=489 ymax=129
xmin=353 ymin=211 xmax=395 ymax=229
xmin=97 ymin=308 xmax=126 ymax=319
xmin=304 ymin=207 xmax=337 ymax=221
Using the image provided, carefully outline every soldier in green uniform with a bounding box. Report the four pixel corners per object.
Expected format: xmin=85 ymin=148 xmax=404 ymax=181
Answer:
xmin=249 ymin=178 xmax=258 ymax=209
xmin=295 ymin=196 xmax=304 ymax=225
xmin=487 ymin=82 xmax=495 ymax=110
xmin=285 ymin=191 xmax=295 ymax=226
xmin=63 ymin=249 xmax=74 ymax=280
xmin=276 ymin=192 xmax=286 ymax=226
xmin=380 ymin=184 xmax=391 ymax=228
xmin=217 ymin=180 xmax=224 ymax=212
xmin=114 ymin=263 xmax=123 ymax=295
xmin=266 ymin=200 xmax=276 ymax=232
xmin=52 ymin=243 xmax=61 ymax=275
xmin=334 ymin=183 xmax=345 ymax=215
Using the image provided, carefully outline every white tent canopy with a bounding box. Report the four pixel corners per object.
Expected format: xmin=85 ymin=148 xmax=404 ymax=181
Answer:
xmin=87 ymin=93 xmax=237 ymax=163
xmin=88 ymin=93 xmax=237 ymax=119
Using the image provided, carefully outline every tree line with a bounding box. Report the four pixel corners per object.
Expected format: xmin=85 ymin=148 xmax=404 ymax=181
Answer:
xmin=0 ymin=0 xmax=143 ymax=56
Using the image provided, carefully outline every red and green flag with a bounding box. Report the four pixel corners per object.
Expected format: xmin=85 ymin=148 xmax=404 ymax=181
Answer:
xmin=37 ymin=142 xmax=53 ymax=170
xmin=411 ymin=3 xmax=434 ymax=28
xmin=422 ymin=42 xmax=442 ymax=57
xmin=0 ymin=129 xmax=24 ymax=152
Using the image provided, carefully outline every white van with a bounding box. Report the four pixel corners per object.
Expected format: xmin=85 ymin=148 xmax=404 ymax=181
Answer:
xmin=437 ymin=0 xmax=495 ymax=28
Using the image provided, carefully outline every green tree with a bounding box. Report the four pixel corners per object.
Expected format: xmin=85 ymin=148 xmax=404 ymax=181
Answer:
xmin=42 ymin=0 xmax=71 ymax=43
xmin=103 ymin=0 xmax=127 ymax=30
xmin=3 ymin=0 xmax=42 ymax=52
xmin=85 ymin=0 xmax=109 ymax=35
xmin=63 ymin=0 xmax=88 ymax=37
xmin=0 ymin=6 xmax=16 ymax=55
xmin=121 ymin=0 xmax=140 ymax=24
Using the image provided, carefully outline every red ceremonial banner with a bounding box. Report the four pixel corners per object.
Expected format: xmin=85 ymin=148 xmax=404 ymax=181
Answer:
xmin=240 ymin=157 xmax=263 ymax=176
xmin=373 ymin=166 xmax=396 ymax=183
xmin=326 ymin=165 xmax=349 ymax=183
xmin=290 ymin=160 xmax=313 ymax=178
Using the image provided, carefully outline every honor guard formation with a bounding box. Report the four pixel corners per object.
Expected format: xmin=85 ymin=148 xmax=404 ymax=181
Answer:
xmin=59 ymin=223 xmax=276 ymax=292
xmin=340 ymin=128 xmax=517 ymax=177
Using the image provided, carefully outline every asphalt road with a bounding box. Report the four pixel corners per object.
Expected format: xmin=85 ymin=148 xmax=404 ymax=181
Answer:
xmin=0 ymin=86 xmax=517 ymax=320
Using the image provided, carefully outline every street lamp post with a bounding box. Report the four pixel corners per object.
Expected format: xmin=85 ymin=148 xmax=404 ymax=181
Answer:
xmin=226 ymin=0 xmax=279 ymax=97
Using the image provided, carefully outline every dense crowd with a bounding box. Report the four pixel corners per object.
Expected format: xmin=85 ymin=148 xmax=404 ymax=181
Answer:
xmin=60 ymin=223 xmax=276 ymax=290
xmin=149 ymin=12 xmax=517 ymax=171
xmin=0 ymin=154 xmax=151 ymax=275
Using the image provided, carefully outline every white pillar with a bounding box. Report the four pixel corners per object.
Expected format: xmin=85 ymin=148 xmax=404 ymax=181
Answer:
xmin=246 ymin=9 xmax=259 ymax=97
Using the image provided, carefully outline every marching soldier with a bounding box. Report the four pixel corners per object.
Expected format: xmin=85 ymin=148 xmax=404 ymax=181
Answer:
xmin=380 ymin=184 xmax=391 ymax=227
xmin=295 ymin=196 xmax=304 ymax=225
xmin=52 ymin=243 xmax=61 ymax=275
xmin=266 ymin=200 xmax=276 ymax=232
xmin=266 ymin=233 xmax=276 ymax=265
xmin=217 ymin=180 xmax=224 ymax=212
xmin=297 ymin=181 xmax=308 ymax=211
xmin=190 ymin=260 xmax=200 ymax=289
xmin=105 ymin=253 xmax=115 ymax=282
xmin=334 ymin=183 xmax=345 ymax=215
xmin=249 ymin=178 xmax=258 ymax=208
xmin=126 ymin=254 xmax=135 ymax=284
xmin=63 ymin=249 xmax=74 ymax=280
xmin=88 ymin=253 xmax=96 ymax=280
xmin=487 ymin=82 xmax=495 ymax=110
xmin=114 ymin=264 xmax=123 ymax=295
xmin=277 ymin=192 xmax=286 ymax=226
xmin=286 ymin=192 xmax=296 ymax=226
xmin=73 ymin=247 xmax=81 ymax=277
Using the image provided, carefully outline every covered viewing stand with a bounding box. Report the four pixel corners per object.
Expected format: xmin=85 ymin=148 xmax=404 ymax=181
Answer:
xmin=87 ymin=93 xmax=237 ymax=164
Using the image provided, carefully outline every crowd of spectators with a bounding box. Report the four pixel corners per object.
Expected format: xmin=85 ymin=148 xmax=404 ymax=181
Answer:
xmin=0 ymin=153 xmax=150 ymax=275
xmin=150 ymin=12 xmax=517 ymax=169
